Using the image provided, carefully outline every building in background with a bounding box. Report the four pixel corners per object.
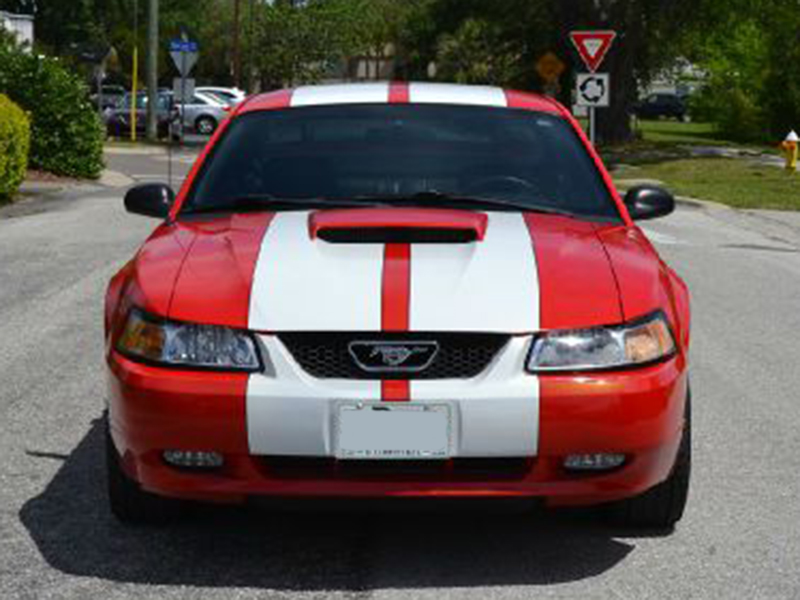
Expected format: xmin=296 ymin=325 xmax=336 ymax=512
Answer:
xmin=640 ymin=58 xmax=706 ymax=99
xmin=321 ymin=44 xmax=398 ymax=84
xmin=0 ymin=11 xmax=34 ymax=50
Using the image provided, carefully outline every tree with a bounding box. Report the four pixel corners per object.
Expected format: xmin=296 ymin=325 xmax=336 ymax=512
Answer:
xmin=679 ymin=0 xmax=800 ymax=142
xmin=400 ymin=0 xmax=709 ymax=143
xmin=0 ymin=33 xmax=105 ymax=178
xmin=252 ymin=0 xmax=373 ymax=88
xmin=435 ymin=18 xmax=521 ymax=85
xmin=542 ymin=0 xmax=703 ymax=143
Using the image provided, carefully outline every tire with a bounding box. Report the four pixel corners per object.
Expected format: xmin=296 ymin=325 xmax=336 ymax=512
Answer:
xmin=608 ymin=388 xmax=691 ymax=529
xmin=106 ymin=419 xmax=182 ymax=525
xmin=195 ymin=116 xmax=217 ymax=136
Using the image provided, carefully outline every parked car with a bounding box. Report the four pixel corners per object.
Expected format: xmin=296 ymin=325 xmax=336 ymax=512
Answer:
xmin=633 ymin=93 xmax=688 ymax=121
xmin=196 ymin=86 xmax=246 ymax=106
xmin=106 ymin=82 xmax=691 ymax=529
xmin=173 ymin=91 xmax=230 ymax=136
xmin=91 ymin=84 xmax=127 ymax=111
xmin=103 ymin=91 xmax=172 ymax=138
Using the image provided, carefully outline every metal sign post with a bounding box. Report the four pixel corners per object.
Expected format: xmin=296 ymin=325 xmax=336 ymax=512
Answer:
xmin=169 ymin=36 xmax=199 ymax=146
xmin=570 ymin=31 xmax=616 ymax=146
xmin=576 ymin=73 xmax=610 ymax=145
xmin=167 ymin=35 xmax=199 ymax=189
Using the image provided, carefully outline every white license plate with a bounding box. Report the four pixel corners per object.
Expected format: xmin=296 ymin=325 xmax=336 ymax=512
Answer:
xmin=334 ymin=403 xmax=451 ymax=460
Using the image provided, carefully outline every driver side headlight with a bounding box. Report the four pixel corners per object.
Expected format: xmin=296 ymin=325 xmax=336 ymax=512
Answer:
xmin=116 ymin=309 xmax=263 ymax=371
xmin=527 ymin=311 xmax=676 ymax=372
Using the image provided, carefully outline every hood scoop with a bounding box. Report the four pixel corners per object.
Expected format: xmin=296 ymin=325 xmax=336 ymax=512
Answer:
xmin=309 ymin=208 xmax=488 ymax=244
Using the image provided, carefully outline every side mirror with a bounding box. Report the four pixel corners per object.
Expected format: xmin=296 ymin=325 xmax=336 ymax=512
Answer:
xmin=624 ymin=185 xmax=675 ymax=221
xmin=124 ymin=183 xmax=174 ymax=219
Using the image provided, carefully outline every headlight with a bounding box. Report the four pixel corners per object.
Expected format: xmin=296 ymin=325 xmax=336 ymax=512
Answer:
xmin=527 ymin=311 xmax=676 ymax=373
xmin=117 ymin=309 xmax=262 ymax=371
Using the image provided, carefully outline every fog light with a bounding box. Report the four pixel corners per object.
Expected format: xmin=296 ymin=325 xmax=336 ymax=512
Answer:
xmin=563 ymin=453 xmax=626 ymax=471
xmin=163 ymin=450 xmax=224 ymax=469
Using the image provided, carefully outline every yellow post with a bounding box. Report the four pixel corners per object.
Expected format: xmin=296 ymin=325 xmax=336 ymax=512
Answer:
xmin=782 ymin=130 xmax=798 ymax=172
xmin=130 ymin=46 xmax=139 ymax=141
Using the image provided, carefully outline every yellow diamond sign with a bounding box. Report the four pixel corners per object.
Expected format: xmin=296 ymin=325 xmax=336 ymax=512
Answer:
xmin=536 ymin=52 xmax=566 ymax=84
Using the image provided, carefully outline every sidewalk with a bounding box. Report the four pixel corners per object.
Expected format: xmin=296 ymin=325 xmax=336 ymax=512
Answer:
xmin=686 ymin=144 xmax=790 ymax=170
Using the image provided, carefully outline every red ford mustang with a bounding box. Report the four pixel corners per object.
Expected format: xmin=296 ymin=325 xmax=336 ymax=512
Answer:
xmin=105 ymin=82 xmax=690 ymax=527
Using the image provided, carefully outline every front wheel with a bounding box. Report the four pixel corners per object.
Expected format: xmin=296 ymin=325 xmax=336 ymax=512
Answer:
xmin=195 ymin=116 xmax=218 ymax=136
xmin=106 ymin=419 xmax=182 ymax=525
xmin=608 ymin=387 xmax=691 ymax=529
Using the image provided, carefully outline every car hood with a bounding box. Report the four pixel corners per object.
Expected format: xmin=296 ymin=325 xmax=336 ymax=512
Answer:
xmin=132 ymin=209 xmax=666 ymax=333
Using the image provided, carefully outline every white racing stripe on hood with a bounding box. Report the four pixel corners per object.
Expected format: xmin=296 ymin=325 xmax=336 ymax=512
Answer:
xmin=409 ymin=212 xmax=539 ymax=332
xmin=245 ymin=210 xmax=541 ymax=458
xmin=247 ymin=212 xmax=384 ymax=331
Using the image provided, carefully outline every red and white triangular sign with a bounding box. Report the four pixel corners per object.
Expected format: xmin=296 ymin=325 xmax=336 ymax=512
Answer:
xmin=570 ymin=31 xmax=617 ymax=72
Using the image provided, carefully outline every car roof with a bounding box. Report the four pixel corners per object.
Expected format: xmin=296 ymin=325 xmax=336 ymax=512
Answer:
xmin=194 ymin=90 xmax=227 ymax=104
xmin=239 ymin=82 xmax=565 ymax=116
xmin=198 ymin=86 xmax=242 ymax=92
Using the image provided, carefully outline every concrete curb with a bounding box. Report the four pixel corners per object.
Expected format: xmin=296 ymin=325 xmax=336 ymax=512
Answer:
xmin=104 ymin=144 xmax=168 ymax=156
xmin=99 ymin=170 xmax=134 ymax=188
xmin=673 ymin=195 xmax=731 ymax=211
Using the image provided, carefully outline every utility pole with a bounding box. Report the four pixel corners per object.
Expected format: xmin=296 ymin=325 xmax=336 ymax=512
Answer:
xmin=248 ymin=0 xmax=256 ymax=93
xmin=130 ymin=0 xmax=139 ymax=141
xmin=233 ymin=0 xmax=242 ymax=89
xmin=146 ymin=0 xmax=159 ymax=141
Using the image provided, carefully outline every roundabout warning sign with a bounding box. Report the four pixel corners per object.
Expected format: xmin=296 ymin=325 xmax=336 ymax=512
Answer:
xmin=576 ymin=73 xmax=610 ymax=107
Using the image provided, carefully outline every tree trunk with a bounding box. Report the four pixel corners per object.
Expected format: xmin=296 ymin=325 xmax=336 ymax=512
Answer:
xmin=596 ymin=32 xmax=638 ymax=144
xmin=551 ymin=0 xmax=641 ymax=145
xmin=594 ymin=1 xmax=642 ymax=145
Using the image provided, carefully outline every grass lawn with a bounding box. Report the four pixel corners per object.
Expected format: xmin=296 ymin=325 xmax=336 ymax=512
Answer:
xmin=598 ymin=119 xmax=779 ymax=168
xmin=614 ymin=157 xmax=800 ymax=210
xmin=634 ymin=120 xmax=733 ymax=146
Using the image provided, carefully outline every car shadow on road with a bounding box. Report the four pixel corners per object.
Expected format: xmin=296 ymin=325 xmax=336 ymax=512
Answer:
xmin=20 ymin=418 xmax=669 ymax=591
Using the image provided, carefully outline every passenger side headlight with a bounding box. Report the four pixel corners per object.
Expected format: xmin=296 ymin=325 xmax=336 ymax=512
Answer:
xmin=527 ymin=311 xmax=676 ymax=372
xmin=117 ymin=308 xmax=263 ymax=371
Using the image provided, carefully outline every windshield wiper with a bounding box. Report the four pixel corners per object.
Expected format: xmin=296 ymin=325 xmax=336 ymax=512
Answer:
xmin=186 ymin=192 xmax=600 ymax=221
xmin=352 ymin=191 xmax=582 ymax=218
xmin=187 ymin=194 xmax=385 ymax=214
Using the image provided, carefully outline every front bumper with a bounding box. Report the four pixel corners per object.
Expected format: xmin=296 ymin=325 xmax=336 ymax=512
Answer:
xmin=107 ymin=345 xmax=688 ymax=507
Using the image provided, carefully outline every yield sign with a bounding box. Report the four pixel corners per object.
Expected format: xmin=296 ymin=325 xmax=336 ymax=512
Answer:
xmin=169 ymin=37 xmax=200 ymax=77
xmin=570 ymin=31 xmax=617 ymax=72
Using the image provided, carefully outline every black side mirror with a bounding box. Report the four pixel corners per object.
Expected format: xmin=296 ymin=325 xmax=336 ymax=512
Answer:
xmin=624 ymin=185 xmax=675 ymax=221
xmin=124 ymin=183 xmax=174 ymax=219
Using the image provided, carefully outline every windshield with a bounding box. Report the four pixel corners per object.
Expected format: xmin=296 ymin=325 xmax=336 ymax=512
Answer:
xmin=185 ymin=104 xmax=619 ymax=220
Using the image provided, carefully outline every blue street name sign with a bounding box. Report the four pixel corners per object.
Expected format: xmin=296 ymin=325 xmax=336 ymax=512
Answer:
xmin=169 ymin=39 xmax=199 ymax=53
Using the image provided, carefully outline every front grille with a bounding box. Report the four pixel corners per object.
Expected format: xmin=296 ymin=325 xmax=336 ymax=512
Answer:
xmin=259 ymin=457 xmax=534 ymax=481
xmin=278 ymin=332 xmax=510 ymax=379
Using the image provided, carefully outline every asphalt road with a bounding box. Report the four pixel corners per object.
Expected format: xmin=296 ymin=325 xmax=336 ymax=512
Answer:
xmin=2 ymin=150 xmax=800 ymax=599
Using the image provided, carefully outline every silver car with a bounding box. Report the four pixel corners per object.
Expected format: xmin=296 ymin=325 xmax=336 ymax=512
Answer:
xmin=174 ymin=91 xmax=230 ymax=136
xmin=196 ymin=86 xmax=246 ymax=107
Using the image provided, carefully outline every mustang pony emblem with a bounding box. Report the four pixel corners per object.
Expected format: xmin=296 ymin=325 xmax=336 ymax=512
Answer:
xmin=348 ymin=341 xmax=440 ymax=372
xmin=370 ymin=345 xmax=426 ymax=367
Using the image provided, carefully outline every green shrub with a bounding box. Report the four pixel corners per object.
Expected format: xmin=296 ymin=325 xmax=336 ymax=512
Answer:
xmin=0 ymin=94 xmax=30 ymax=202
xmin=690 ymin=86 xmax=766 ymax=143
xmin=0 ymin=37 xmax=104 ymax=179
